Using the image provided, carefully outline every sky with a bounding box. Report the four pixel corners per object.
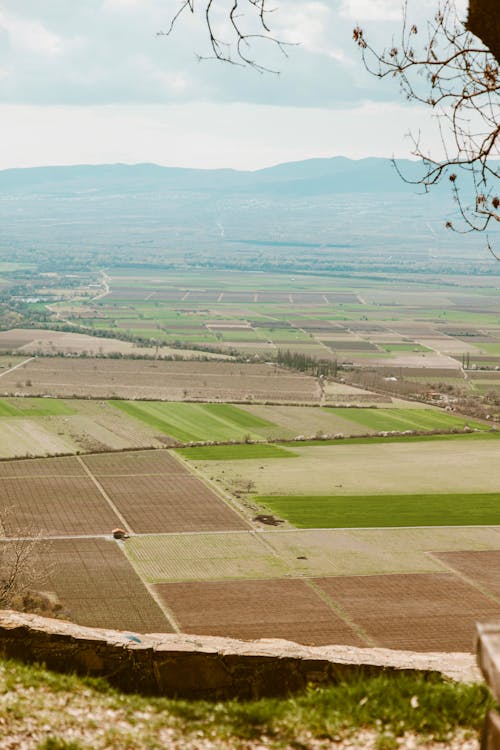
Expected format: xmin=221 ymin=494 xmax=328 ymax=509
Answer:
xmin=0 ymin=0 xmax=468 ymax=170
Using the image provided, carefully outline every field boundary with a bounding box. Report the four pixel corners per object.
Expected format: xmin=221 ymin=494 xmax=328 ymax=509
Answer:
xmin=76 ymin=456 xmax=133 ymax=533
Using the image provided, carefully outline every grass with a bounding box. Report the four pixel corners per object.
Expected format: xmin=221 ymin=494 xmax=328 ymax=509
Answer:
xmin=0 ymin=658 xmax=492 ymax=749
xmin=176 ymin=443 xmax=297 ymax=460
xmin=0 ymin=398 xmax=74 ymax=417
xmin=258 ymin=492 xmax=500 ymax=528
xmin=277 ymin=430 xmax=500 ymax=447
xmin=324 ymin=407 xmax=487 ymax=432
xmin=110 ymin=401 xmax=279 ymax=442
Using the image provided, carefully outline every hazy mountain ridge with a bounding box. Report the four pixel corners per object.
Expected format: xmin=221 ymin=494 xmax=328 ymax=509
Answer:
xmin=0 ymin=157 xmax=437 ymax=197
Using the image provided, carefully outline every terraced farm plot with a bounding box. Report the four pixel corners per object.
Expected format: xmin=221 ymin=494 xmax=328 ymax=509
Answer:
xmin=126 ymin=532 xmax=289 ymax=581
xmin=323 ymin=407 xmax=487 ymax=433
xmin=258 ymin=492 xmax=500 ymax=529
xmin=28 ymin=538 xmax=172 ymax=633
xmin=111 ymin=401 xmax=281 ymax=442
xmin=154 ymin=579 xmax=365 ymax=647
xmin=314 ymin=573 xmax=500 ymax=652
xmin=99 ymin=473 xmax=248 ymax=533
xmin=0 ymin=476 xmax=120 ymax=536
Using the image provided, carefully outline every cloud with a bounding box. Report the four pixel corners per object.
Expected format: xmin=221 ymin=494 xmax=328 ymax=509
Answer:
xmin=0 ymin=7 xmax=66 ymax=56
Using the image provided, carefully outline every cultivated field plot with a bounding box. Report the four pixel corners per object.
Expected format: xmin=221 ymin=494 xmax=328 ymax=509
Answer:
xmin=262 ymin=527 xmax=500 ymax=578
xmin=98 ymin=473 xmax=248 ymax=534
xmin=0 ymin=398 xmax=168 ymax=459
xmin=313 ymin=573 xmax=500 ymax=652
xmin=0 ymin=475 xmax=120 ymax=536
xmin=81 ymin=449 xmax=188 ymax=476
xmin=154 ymin=579 xmax=366 ymax=647
xmin=125 ymin=527 xmax=500 ymax=582
xmin=126 ymin=532 xmax=289 ymax=582
xmin=0 ymin=358 xmax=321 ymax=402
xmin=0 ymin=455 xmax=85 ymax=478
xmin=0 ymin=449 xmax=246 ymax=536
xmin=0 ymin=328 xmax=222 ymax=359
xmin=258 ymin=492 xmax=500 ymax=528
xmin=30 ymin=538 xmax=173 ymax=632
xmin=433 ymin=550 xmax=500 ymax=600
xmin=111 ymin=401 xmax=285 ymax=442
xmin=323 ymin=407 xmax=487 ymax=433
xmin=175 ymin=444 xmax=297 ymax=460
xmin=193 ymin=438 xmax=500 ymax=498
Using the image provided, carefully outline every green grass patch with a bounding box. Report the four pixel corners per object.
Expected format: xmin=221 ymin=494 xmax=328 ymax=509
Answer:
xmin=110 ymin=401 xmax=279 ymax=442
xmin=176 ymin=443 xmax=297 ymax=460
xmin=278 ymin=430 xmax=500 ymax=447
xmin=1 ymin=658 xmax=493 ymax=746
xmin=0 ymin=398 xmax=74 ymax=417
xmin=259 ymin=492 xmax=500 ymax=528
xmin=325 ymin=407 xmax=487 ymax=432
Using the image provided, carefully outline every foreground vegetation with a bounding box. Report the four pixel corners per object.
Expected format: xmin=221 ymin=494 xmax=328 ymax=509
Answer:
xmin=0 ymin=658 xmax=493 ymax=749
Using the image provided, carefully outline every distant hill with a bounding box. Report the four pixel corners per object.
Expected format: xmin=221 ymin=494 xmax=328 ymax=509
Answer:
xmin=0 ymin=157 xmax=490 ymax=271
xmin=0 ymin=157 xmax=436 ymax=197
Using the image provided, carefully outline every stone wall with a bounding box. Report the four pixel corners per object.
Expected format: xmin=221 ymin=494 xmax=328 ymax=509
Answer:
xmin=0 ymin=611 xmax=480 ymax=699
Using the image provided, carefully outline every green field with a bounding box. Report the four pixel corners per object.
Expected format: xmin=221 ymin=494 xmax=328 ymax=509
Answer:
xmin=110 ymin=401 xmax=279 ymax=442
xmin=325 ymin=407 xmax=487 ymax=432
xmin=279 ymin=430 xmax=500 ymax=447
xmin=176 ymin=443 xmax=297 ymax=460
xmin=259 ymin=492 xmax=500 ymax=528
xmin=0 ymin=397 xmax=74 ymax=417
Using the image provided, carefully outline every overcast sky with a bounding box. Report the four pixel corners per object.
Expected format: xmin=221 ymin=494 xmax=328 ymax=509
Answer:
xmin=0 ymin=0 xmax=468 ymax=170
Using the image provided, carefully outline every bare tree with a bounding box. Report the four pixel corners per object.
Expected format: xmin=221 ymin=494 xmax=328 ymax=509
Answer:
xmin=162 ymin=1 xmax=499 ymax=251
xmin=0 ymin=509 xmax=55 ymax=614
xmin=158 ymin=0 xmax=292 ymax=72
xmin=353 ymin=0 xmax=499 ymax=253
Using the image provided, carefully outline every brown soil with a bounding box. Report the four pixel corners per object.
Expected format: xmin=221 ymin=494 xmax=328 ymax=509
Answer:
xmin=313 ymin=573 xmax=500 ymax=652
xmin=31 ymin=538 xmax=172 ymax=632
xmin=99 ymin=474 xmax=248 ymax=534
xmin=155 ymin=579 xmax=366 ymax=647
xmin=0 ymin=358 xmax=320 ymax=401
xmin=81 ymin=449 xmax=188 ymax=476
xmin=0 ymin=455 xmax=84 ymax=478
xmin=0 ymin=476 xmax=120 ymax=536
xmin=433 ymin=550 xmax=500 ymax=600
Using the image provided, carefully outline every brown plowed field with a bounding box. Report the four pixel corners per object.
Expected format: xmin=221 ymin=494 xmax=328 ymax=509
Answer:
xmin=99 ymin=474 xmax=248 ymax=533
xmin=433 ymin=550 xmax=500 ymax=600
xmin=30 ymin=538 xmax=172 ymax=632
xmin=81 ymin=450 xmax=188 ymax=476
xmin=154 ymin=579 xmax=366 ymax=647
xmin=0 ymin=358 xmax=320 ymax=401
xmin=314 ymin=573 xmax=500 ymax=652
xmin=0 ymin=476 xmax=120 ymax=536
xmin=0 ymin=455 xmax=84 ymax=478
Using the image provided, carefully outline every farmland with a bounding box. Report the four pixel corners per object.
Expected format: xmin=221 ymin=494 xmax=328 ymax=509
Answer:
xmin=0 ymin=357 xmax=321 ymax=402
xmin=188 ymin=438 xmax=500 ymax=498
xmin=258 ymin=492 xmax=500 ymax=528
xmin=2 ymin=441 xmax=500 ymax=651
xmin=111 ymin=401 xmax=283 ymax=442
xmin=4 ymin=267 xmax=500 ymax=654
